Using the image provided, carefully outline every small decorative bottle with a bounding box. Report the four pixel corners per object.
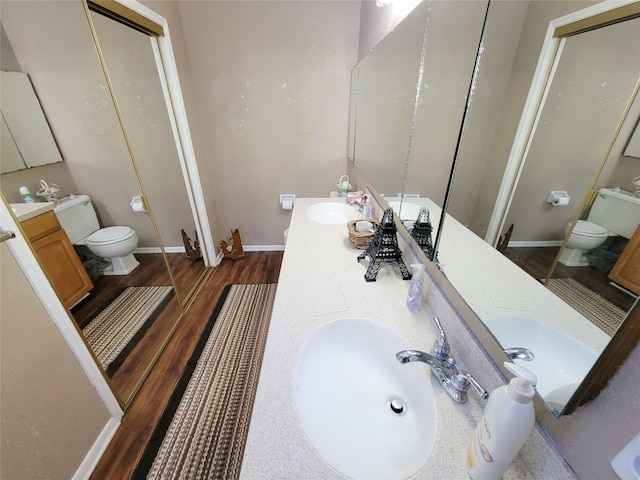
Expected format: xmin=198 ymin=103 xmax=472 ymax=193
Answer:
xmin=406 ymin=263 xmax=425 ymax=311
xmin=363 ymin=195 xmax=373 ymax=219
xmin=19 ymin=186 xmax=34 ymax=203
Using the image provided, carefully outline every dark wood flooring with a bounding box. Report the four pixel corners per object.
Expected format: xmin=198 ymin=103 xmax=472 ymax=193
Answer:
xmin=504 ymin=246 xmax=635 ymax=311
xmin=71 ymin=253 xmax=207 ymax=404
xmin=90 ymin=251 xmax=284 ymax=479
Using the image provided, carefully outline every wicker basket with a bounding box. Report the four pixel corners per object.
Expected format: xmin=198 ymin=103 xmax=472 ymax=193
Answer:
xmin=347 ymin=220 xmax=378 ymax=249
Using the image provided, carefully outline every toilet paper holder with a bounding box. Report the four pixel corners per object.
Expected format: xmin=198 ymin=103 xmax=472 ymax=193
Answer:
xmin=130 ymin=196 xmax=148 ymax=212
xmin=280 ymin=194 xmax=295 ymax=210
xmin=546 ymin=191 xmax=570 ymax=206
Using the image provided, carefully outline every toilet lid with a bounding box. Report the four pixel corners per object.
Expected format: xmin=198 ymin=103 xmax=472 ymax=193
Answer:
xmin=573 ymin=220 xmax=608 ymax=237
xmin=86 ymin=226 xmax=135 ymax=245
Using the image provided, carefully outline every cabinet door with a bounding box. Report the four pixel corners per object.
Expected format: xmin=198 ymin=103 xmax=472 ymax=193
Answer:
xmin=31 ymin=230 xmax=93 ymax=307
xmin=609 ymin=224 xmax=640 ymax=295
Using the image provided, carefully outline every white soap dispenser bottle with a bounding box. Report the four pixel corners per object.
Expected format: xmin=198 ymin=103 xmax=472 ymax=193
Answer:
xmin=467 ymin=361 xmax=537 ymax=480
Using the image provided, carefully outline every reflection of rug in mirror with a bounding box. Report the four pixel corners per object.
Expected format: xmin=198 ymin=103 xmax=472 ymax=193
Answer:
xmin=545 ymin=278 xmax=626 ymax=336
xmin=82 ymin=286 xmax=174 ymax=376
xmin=133 ymin=283 xmax=276 ymax=480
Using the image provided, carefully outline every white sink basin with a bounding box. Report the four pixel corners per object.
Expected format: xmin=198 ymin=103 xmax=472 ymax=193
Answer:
xmin=10 ymin=202 xmax=54 ymax=222
xmin=305 ymin=202 xmax=360 ymax=224
xmin=294 ymin=319 xmax=438 ymax=479
xmin=485 ymin=316 xmax=599 ymax=411
xmin=389 ymin=201 xmax=422 ymax=221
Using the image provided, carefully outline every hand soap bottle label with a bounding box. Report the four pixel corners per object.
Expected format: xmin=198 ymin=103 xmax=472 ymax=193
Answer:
xmin=467 ymin=418 xmax=493 ymax=471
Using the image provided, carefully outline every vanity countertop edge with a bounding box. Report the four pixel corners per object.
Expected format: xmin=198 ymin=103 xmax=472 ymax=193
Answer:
xmin=10 ymin=201 xmax=55 ymax=222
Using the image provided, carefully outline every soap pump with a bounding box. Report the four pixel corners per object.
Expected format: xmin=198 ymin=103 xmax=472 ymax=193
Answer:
xmin=406 ymin=263 xmax=425 ymax=311
xmin=467 ymin=361 xmax=537 ymax=480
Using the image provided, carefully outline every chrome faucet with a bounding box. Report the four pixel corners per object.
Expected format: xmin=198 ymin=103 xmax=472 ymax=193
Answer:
xmin=396 ymin=316 xmax=489 ymax=404
xmin=504 ymin=347 xmax=535 ymax=361
xmin=348 ymin=199 xmax=365 ymax=214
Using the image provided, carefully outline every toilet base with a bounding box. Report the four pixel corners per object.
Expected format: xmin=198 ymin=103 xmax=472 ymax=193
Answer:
xmin=559 ymin=247 xmax=589 ymax=267
xmin=102 ymin=253 xmax=140 ymax=276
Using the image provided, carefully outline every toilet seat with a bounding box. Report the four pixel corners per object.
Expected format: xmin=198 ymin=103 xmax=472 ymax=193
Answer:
xmin=571 ymin=220 xmax=608 ymax=238
xmin=86 ymin=226 xmax=136 ymax=245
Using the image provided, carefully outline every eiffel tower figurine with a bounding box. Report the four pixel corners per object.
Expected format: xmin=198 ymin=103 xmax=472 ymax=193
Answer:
xmin=357 ymin=208 xmax=412 ymax=282
xmin=411 ymin=207 xmax=435 ymax=260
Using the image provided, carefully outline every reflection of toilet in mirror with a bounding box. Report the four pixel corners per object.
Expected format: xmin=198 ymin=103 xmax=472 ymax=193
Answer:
xmin=54 ymin=194 xmax=139 ymax=275
xmin=560 ymin=187 xmax=640 ymax=267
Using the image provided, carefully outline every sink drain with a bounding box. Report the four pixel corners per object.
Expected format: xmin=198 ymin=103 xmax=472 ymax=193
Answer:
xmin=387 ymin=397 xmax=407 ymax=416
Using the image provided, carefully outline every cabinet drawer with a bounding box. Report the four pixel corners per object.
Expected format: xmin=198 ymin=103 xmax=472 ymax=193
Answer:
xmin=21 ymin=210 xmax=61 ymax=242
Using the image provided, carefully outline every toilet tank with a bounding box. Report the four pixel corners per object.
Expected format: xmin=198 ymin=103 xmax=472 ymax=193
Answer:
xmin=53 ymin=194 xmax=100 ymax=244
xmin=587 ymin=187 xmax=640 ymax=239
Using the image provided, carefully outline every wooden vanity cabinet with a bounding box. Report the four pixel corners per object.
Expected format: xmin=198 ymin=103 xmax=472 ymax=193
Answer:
xmin=21 ymin=210 xmax=93 ymax=308
xmin=609 ymin=224 xmax=640 ymax=295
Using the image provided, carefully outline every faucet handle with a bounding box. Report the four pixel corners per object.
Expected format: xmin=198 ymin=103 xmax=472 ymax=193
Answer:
xmin=431 ymin=316 xmax=450 ymax=360
xmin=457 ymin=371 xmax=489 ymax=401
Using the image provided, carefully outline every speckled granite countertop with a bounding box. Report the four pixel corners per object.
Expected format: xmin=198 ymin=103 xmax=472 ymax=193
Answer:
xmin=240 ymin=197 xmax=577 ymax=480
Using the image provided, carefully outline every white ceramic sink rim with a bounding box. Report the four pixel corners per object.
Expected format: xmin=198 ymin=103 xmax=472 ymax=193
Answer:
xmin=388 ymin=201 xmax=422 ymax=221
xmin=305 ymin=202 xmax=360 ymax=224
xmin=294 ymin=318 xmax=438 ymax=479
xmin=484 ymin=316 xmax=599 ymax=410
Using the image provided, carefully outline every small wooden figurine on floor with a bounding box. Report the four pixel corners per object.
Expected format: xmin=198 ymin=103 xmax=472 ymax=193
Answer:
xmin=220 ymin=228 xmax=245 ymax=261
xmin=496 ymin=223 xmax=514 ymax=255
xmin=181 ymin=229 xmax=202 ymax=262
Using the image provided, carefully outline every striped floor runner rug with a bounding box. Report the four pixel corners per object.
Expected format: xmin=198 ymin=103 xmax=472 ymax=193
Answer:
xmin=83 ymin=285 xmax=174 ymax=376
xmin=134 ymin=283 xmax=277 ymax=480
xmin=546 ymin=278 xmax=626 ymax=336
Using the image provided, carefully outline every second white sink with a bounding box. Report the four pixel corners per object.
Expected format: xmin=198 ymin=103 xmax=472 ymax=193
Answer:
xmin=389 ymin=201 xmax=422 ymax=221
xmin=294 ymin=319 xmax=438 ymax=479
xmin=305 ymin=202 xmax=360 ymax=224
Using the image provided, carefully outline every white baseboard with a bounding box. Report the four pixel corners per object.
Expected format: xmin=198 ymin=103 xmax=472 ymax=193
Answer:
xmin=72 ymin=417 xmax=121 ymax=480
xmin=134 ymin=246 xmax=186 ymax=254
xmin=243 ymin=245 xmax=286 ymax=252
xmin=508 ymin=240 xmax=563 ymax=248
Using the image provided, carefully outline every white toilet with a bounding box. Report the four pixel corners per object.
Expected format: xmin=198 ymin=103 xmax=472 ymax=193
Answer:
xmin=560 ymin=187 xmax=640 ymax=267
xmin=54 ymin=194 xmax=139 ymax=275
xmin=559 ymin=220 xmax=608 ymax=266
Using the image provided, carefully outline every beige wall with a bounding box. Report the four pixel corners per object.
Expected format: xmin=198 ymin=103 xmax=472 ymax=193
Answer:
xmin=176 ymin=0 xmax=360 ymax=247
xmin=468 ymin=0 xmax=599 ymax=238
xmin=0 ymin=242 xmax=111 ymax=479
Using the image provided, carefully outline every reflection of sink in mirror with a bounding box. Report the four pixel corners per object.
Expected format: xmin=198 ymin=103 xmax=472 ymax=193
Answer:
xmin=485 ymin=316 xmax=599 ymax=412
xmin=305 ymin=202 xmax=360 ymax=224
xmin=389 ymin=201 xmax=422 ymax=221
xmin=294 ymin=319 xmax=438 ymax=479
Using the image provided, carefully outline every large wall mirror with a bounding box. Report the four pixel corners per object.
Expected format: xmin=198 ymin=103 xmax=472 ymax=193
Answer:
xmin=351 ymin=0 xmax=640 ymax=417
xmin=351 ymin=0 xmax=488 ymax=243
xmin=0 ymin=0 xmax=209 ymax=408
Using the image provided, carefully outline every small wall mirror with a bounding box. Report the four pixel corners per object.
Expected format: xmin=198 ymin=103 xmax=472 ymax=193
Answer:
xmin=0 ymin=70 xmax=63 ymax=173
